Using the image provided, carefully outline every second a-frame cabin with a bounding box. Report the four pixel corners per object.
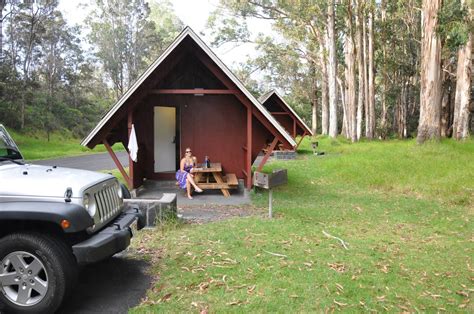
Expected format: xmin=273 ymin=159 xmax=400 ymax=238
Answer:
xmin=81 ymin=27 xmax=296 ymax=190
xmin=259 ymin=90 xmax=313 ymax=149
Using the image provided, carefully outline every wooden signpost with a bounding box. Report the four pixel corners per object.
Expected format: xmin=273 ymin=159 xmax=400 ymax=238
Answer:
xmin=253 ymin=169 xmax=288 ymax=218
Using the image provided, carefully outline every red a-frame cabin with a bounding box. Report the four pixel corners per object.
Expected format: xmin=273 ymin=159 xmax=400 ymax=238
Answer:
xmin=259 ymin=90 xmax=313 ymax=150
xmin=81 ymin=27 xmax=296 ymax=190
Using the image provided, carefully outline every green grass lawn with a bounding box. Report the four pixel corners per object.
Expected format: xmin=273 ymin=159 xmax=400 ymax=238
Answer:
xmin=129 ymin=137 xmax=473 ymax=313
xmin=7 ymin=128 xmax=125 ymax=160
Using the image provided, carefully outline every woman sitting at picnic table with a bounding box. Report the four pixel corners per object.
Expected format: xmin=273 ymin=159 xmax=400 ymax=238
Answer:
xmin=176 ymin=147 xmax=203 ymax=199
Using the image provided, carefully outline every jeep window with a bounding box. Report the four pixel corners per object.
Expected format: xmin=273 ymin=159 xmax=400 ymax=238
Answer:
xmin=0 ymin=126 xmax=23 ymax=160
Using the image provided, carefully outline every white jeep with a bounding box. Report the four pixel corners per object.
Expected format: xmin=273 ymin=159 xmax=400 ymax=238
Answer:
xmin=0 ymin=124 xmax=144 ymax=313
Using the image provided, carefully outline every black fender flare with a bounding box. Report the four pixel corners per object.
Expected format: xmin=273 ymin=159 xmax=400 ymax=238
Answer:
xmin=0 ymin=201 xmax=94 ymax=233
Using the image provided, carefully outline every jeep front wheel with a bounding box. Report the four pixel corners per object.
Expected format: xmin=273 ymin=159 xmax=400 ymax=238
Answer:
xmin=0 ymin=233 xmax=77 ymax=313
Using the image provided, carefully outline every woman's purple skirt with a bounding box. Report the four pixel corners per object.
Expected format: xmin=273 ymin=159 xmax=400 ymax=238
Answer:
xmin=176 ymin=170 xmax=189 ymax=189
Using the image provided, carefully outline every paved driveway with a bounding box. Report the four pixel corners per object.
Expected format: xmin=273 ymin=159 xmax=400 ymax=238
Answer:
xmin=58 ymin=254 xmax=151 ymax=314
xmin=32 ymin=151 xmax=129 ymax=171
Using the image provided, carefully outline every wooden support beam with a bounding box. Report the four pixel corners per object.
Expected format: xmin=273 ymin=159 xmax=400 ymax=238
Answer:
xmin=127 ymin=111 xmax=134 ymax=189
xmin=103 ymin=139 xmax=131 ymax=187
xmin=257 ymin=137 xmax=278 ymax=172
xmin=150 ymin=89 xmax=238 ymax=95
xmin=295 ymin=131 xmax=307 ymax=150
xmin=246 ymin=106 xmax=252 ymax=189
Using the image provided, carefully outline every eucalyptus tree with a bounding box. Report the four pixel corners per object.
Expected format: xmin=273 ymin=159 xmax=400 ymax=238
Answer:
xmin=0 ymin=0 xmax=12 ymax=58
xmin=6 ymin=0 xmax=57 ymax=129
xmin=87 ymin=0 xmax=181 ymax=99
xmin=207 ymin=0 xmax=333 ymax=136
xmin=327 ymin=0 xmax=338 ymax=138
xmin=148 ymin=0 xmax=184 ymax=57
xmin=343 ymin=0 xmax=356 ymax=142
xmin=417 ymin=0 xmax=472 ymax=143
xmin=354 ymin=0 xmax=364 ymax=140
xmin=37 ymin=11 xmax=86 ymax=140
xmin=366 ymin=0 xmax=375 ymax=139
xmin=451 ymin=0 xmax=472 ymax=140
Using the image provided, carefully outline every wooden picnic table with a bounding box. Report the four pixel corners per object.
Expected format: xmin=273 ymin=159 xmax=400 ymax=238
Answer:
xmin=192 ymin=162 xmax=238 ymax=197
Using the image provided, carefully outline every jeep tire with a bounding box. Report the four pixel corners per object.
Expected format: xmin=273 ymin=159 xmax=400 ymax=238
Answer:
xmin=0 ymin=233 xmax=77 ymax=313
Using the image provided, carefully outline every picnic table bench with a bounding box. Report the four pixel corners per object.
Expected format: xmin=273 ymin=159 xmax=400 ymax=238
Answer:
xmin=193 ymin=163 xmax=238 ymax=197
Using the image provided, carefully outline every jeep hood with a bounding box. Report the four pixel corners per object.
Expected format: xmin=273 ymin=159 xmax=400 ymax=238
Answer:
xmin=0 ymin=163 xmax=115 ymax=198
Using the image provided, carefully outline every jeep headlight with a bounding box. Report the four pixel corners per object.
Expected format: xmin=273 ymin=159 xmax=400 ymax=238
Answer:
xmin=82 ymin=193 xmax=96 ymax=217
xmin=116 ymin=182 xmax=123 ymax=199
xmin=82 ymin=194 xmax=90 ymax=210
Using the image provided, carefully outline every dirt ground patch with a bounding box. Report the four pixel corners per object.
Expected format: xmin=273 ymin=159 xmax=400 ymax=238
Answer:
xmin=177 ymin=205 xmax=264 ymax=223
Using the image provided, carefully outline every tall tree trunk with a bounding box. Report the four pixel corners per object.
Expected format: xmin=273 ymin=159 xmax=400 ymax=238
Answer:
xmin=319 ymin=44 xmax=329 ymax=135
xmin=452 ymin=0 xmax=472 ymax=140
xmin=396 ymin=79 xmax=408 ymax=138
xmin=362 ymin=8 xmax=369 ymax=138
xmin=311 ymin=64 xmax=318 ymax=135
xmin=440 ymin=59 xmax=454 ymax=138
xmin=337 ymin=76 xmax=349 ymax=138
xmin=396 ymin=88 xmax=403 ymax=138
xmin=402 ymin=81 xmax=409 ymax=138
xmin=0 ymin=0 xmax=5 ymax=58
xmin=440 ymin=79 xmax=453 ymax=137
xmin=345 ymin=0 xmax=357 ymax=142
xmin=380 ymin=0 xmax=388 ymax=138
xmin=327 ymin=0 xmax=338 ymax=138
xmin=417 ymin=0 xmax=442 ymax=144
xmin=312 ymin=97 xmax=317 ymax=135
xmin=355 ymin=0 xmax=364 ymax=140
xmin=367 ymin=1 xmax=375 ymax=139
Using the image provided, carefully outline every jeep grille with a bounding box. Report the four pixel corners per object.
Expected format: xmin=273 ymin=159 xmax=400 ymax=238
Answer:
xmin=86 ymin=180 xmax=123 ymax=230
xmin=95 ymin=184 xmax=121 ymax=223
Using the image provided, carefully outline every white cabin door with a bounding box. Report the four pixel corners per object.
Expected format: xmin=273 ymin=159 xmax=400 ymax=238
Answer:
xmin=154 ymin=106 xmax=176 ymax=172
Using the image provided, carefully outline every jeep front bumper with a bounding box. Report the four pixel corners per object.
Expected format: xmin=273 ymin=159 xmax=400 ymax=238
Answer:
xmin=72 ymin=207 xmax=144 ymax=265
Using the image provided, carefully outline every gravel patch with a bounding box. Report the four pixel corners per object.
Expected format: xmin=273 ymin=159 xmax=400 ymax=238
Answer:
xmin=177 ymin=205 xmax=263 ymax=223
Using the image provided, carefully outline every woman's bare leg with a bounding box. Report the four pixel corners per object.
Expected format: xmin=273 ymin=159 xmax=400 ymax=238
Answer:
xmin=187 ymin=174 xmax=203 ymax=192
xmin=186 ymin=179 xmax=192 ymax=199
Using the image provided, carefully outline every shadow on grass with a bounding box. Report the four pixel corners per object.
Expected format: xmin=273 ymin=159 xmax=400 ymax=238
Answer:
xmin=296 ymin=148 xmax=313 ymax=155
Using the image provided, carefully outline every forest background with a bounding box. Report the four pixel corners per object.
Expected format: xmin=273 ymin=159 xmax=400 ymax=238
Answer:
xmin=0 ymin=0 xmax=472 ymax=144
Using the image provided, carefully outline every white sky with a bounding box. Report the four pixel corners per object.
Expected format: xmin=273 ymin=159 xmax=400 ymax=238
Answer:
xmin=58 ymin=0 xmax=274 ymax=70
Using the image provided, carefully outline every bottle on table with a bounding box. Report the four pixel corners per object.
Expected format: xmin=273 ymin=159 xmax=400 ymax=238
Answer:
xmin=204 ymin=156 xmax=209 ymax=169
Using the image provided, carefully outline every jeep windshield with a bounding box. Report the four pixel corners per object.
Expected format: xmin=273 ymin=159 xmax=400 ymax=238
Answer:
xmin=0 ymin=125 xmax=23 ymax=161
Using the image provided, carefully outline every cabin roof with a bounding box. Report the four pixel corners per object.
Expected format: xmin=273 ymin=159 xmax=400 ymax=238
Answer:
xmin=259 ymin=90 xmax=313 ymax=136
xmin=81 ymin=27 xmax=296 ymax=148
